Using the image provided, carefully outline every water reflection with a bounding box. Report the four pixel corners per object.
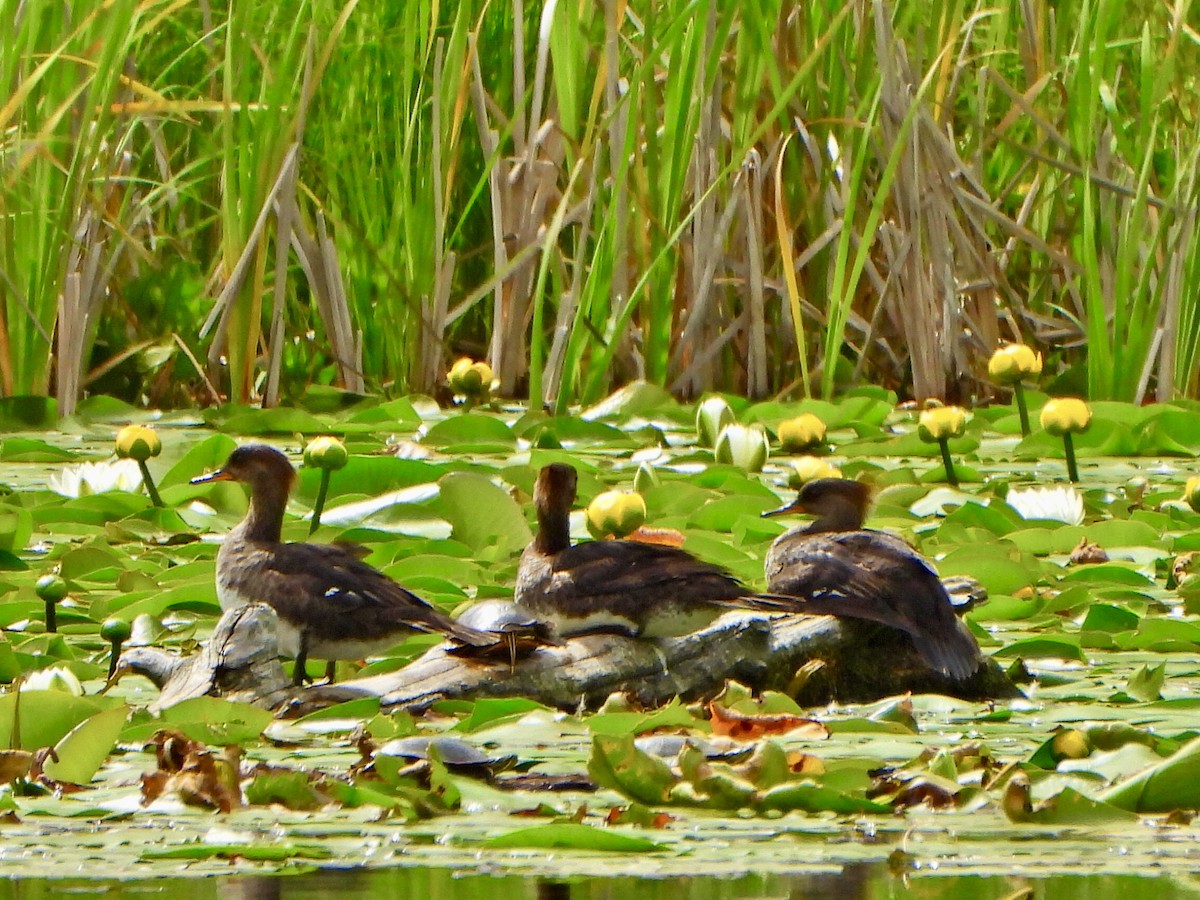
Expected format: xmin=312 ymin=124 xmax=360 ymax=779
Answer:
xmin=2 ymin=870 xmax=1199 ymax=899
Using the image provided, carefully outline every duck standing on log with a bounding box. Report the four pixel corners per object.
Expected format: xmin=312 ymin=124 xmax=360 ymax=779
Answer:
xmin=515 ymin=463 xmax=762 ymax=638
xmin=753 ymin=478 xmax=982 ymax=681
xmin=192 ymin=444 xmax=496 ymax=685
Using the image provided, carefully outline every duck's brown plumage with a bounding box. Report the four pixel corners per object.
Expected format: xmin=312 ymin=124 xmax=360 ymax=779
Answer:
xmin=515 ymin=463 xmax=753 ymax=638
xmin=754 ymin=479 xmax=982 ymax=681
xmin=193 ymin=445 xmax=494 ymax=678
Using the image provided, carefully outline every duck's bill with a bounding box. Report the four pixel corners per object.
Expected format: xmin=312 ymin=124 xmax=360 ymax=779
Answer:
xmin=761 ymin=499 xmax=805 ymax=518
xmin=190 ymin=469 xmax=234 ymax=485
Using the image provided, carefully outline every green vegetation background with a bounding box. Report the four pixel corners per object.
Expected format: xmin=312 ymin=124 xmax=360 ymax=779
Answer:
xmin=4 ymin=0 xmax=1198 ymax=416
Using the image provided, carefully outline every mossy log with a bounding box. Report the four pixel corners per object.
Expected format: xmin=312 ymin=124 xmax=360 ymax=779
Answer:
xmin=119 ymin=602 xmax=1018 ymax=716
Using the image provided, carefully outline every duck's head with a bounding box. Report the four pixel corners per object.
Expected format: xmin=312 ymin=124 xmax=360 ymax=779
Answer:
xmin=534 ymin=463 xmax=578 ymax=518
xmin=762 ymin=477 xmax=871 ymax=532
xmin=191 ymin=444 xmax=296 ymax=496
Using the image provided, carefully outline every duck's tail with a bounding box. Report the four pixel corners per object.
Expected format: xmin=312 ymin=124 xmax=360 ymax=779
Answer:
xmin=910 ymin=620 xmax=982 ymax=681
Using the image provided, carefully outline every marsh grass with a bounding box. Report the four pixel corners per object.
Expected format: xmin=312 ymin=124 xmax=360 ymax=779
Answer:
xmin=2 ymin=0 xmax=1198 ymax=410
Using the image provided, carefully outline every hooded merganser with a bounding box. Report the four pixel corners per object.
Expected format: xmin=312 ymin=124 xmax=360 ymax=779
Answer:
xmin=757 ymin=478 xmax=982 ymax=681
xmin=515 ymin=463 xmax=757 ymax=638
xmin=192 ymin=444 xmax=495 ymax=684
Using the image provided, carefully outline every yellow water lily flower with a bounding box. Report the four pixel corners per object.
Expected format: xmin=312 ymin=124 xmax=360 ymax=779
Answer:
xmin=304 ymin=436 xmax=349 ymax=471
xmin=115 ymin=424 xmax=161 ymax=461
xmin=787 ymin=456 xmax=843 ymax=488
xmin=586 ymin=489 xmax=647 ymax=539
xmin=1184 ymin=476 xmax=1200 ymax=513
xmin=448 ymin=357 xmax=494 ymax=398
xmin=988 ymin=343 xmax=1043 ymax=385
xmin=1040 ymin=398 xmax=1091 ymax=436
xmin=778 ymin=413 xmax=827 ymax=453
xmin=917 ymin=406 xmax=968 ymax=442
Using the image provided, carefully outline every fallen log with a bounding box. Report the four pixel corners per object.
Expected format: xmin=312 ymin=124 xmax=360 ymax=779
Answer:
xmin=119 ymin=602 xmax=1018 ymax=716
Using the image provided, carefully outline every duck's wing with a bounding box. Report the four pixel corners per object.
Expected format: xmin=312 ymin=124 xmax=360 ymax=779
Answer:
xmin=548 ymin=539 xmax=748 ymax=602
xmin=760 ymin=531 xmax=980 ymax=680
xmin=238 ymin=542 xmax=495 ymax=647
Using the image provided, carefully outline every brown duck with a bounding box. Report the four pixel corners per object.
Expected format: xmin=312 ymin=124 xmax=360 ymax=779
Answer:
xmin=515 ymin=463 xmax=759 ymax=638
xmin=756 ymin=478 xmax=982 ymax=680
xmin=192 ymin=444 xmax=495 ymax=683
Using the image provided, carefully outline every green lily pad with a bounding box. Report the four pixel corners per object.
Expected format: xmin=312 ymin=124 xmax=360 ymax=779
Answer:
xmin=588 ymin=734 xmax=677 ymax=805
xmin=437 ymin=471 xmax=531 ymax=556
xmin=41 ymin=705 xmax=128 ymax=785
xmin=483 ymin=822 xmax=667 ymax=853
xmin=422 ymin=414 xmax=515 ymax=450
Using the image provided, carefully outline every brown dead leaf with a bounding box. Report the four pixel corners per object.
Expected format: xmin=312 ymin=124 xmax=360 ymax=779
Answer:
xmin=1070 ymin=535 xmax=1109 ymax=565
xmin=605 ymin=805 xmax=675 ymax=828
xmin=707 ymin=701 xmax=829 ymax=741
xmin=786 ymin=751 xmax=826 ymax=776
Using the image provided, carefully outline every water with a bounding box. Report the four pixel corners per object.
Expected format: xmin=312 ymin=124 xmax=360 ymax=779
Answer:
xmin=3 ymin=869 xmax=1199 ymax=900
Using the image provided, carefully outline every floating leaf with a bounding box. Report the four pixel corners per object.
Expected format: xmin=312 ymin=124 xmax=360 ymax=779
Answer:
xmin=483 ymin=822 xmax=666 ymax=853
xmin=588 ymin=734 xmax=677 ymax=805
xmin=244 ymin=768 xmax=325 ymax=810
xmin=159 ymin=698 xmax=273 ymax=745
xmin=437 ymin=471 xmax=531 ymax=556
xmin=41 ymin=706 xmax=128 ymax=785
xmin=453 ymin=697 xmax=549 ymax=733
xmin=1124 ymin=663 xmax=1166 ymax=703
xmin=0 ymin=692 xmax=122 ymax=751
xmin=211 ymin=406 xmax=332 ymax=435
xmin=142 ymin=842 xmax=334 ymax=862
xmin=755 ymin=781 xmax=892 ymax=815
xmin=1101 ymin=737 xmax=1200 ymax=812
xmin=422 ymin=415 xmax=515 ymax=450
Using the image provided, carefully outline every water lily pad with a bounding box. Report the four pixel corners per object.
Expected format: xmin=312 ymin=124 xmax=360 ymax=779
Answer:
xmin=41 ymin=706 xmax=128 ymax=785
xmin=422 ymin=414 xmax=515 ymax=450
xmin=0 ymin=438 xmax=77 ymax=462
xmin=210 ymin=406 xmax=331 ymax=435
xmin=484 ymin=822 xmax=666 ymax=852
xmin=588 ymin=734 xmax=677 ymax=805
xmin=0 ymin=691 xmax=123 ymax=751
xmin=437 ymin=471 xmax=531 ymax=556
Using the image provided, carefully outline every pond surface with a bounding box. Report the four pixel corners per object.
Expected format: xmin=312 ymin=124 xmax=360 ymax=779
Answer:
xmin=6 ymin=869 xmax=1200 ymax=900
xmin=3 ymin=390 xmax=1200 ymax=885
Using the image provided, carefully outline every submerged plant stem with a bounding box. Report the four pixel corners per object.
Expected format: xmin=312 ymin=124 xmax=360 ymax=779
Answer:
xmin=310 ymin=470 xmax=331 ymax=535
xmin=1014 ymin=383 xmax=1031 ymax=437
xmin=938 ymin=438 xmax=959 ymax=486
xmin=137 ymin=461 xmax=164 ymax=507
xmin=1064 ymin=432 xmax=1080 ymax=482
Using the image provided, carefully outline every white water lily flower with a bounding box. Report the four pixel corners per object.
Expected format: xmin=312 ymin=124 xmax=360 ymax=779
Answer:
xmin=1007 ymin=485 xmax=1084 ymax=525
xmin=21 ymin=665 xmax=84 ymax=695
xmin=48 ymin=459 xmax=143 ymax=498
xmin=714 ymin=423 xmax=770 ymax=473
xmin=696 ymin=396 xmax=736 ymax=447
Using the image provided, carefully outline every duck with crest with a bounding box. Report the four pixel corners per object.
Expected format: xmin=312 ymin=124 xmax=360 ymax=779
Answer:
xmin=515 ymin=462 xmax=765 ymax=638
xmin=753 ymin=478 xmax=982 ymax=681
xmin=192 ymin=444 xmax=495 ymax=684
